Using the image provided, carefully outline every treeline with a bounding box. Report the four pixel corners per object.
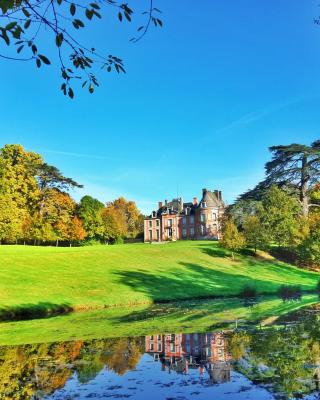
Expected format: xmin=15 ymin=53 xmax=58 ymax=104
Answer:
xmin=222 ymin=141 xmax=320 ymax=269
xmin=0 ymin=144 xmax=144 ymax=246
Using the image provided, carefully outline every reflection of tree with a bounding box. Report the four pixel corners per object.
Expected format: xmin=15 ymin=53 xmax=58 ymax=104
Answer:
xmin=226 ymin=332 xmax=250 ymax=361
xmin=230 ymin=309 xmax=320 ymax=398
xmin=101 ymin=337 xmax=143 ymax=376
xmin=0 ymin=336 xmax=144 ymax=398
xmin=0 ymin=340 xmax=83 ymax=399
xmin=0 ymin=309 xmax=318 ymax=399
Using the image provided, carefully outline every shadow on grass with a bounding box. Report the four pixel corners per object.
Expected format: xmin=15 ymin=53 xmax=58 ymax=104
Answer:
xmin=199 ymin=243 xmax=318 ymax=283
xmin=114 ymin=261 xmax=288 ymax=305
xmin=0 ymin=302 xmax=73 ymax=322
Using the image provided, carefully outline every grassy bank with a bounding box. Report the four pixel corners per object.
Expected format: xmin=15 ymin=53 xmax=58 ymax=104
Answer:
xmin=0 ymin=241 xmax=318 ymax=320
xmin=0 ymin=295 xmax=318 ymax=345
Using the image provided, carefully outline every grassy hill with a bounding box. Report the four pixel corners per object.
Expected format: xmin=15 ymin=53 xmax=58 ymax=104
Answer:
xmin=0 ymin=241 xmax=318 ymax=320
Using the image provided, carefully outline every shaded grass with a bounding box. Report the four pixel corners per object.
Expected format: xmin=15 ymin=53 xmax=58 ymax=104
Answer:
xmin=0 ymin=241 xmax=318 ymax=320
xmin=0 ymin=294 xmax=318 ymax=346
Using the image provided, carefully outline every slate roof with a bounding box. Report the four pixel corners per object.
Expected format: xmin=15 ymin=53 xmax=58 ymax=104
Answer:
xmin=199 ymin=190 xmax=224 ymax=208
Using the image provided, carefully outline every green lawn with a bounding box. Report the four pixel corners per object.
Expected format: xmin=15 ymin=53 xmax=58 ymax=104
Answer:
xmin=0 ymin=241 xmax=318 ymax=320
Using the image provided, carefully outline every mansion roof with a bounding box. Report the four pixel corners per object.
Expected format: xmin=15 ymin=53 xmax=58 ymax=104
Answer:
xmin=147 ymin=188 xmax=224 ymax=218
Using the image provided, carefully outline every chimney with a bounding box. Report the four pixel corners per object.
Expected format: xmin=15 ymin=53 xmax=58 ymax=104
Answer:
xmin=219 ymin=191 xmax=222 ymax=201
xmin=214 ymin=190 xmax=219 ymax=198
xmin=193 ymin=197 xmax=198 ymax=205
xmin=165 ymin=199 xmax=168 ymax=205
xmin=202 ymin=188 xmax=207 ymax=196
xmin=158 ymin=201 xmax=163 ymax=209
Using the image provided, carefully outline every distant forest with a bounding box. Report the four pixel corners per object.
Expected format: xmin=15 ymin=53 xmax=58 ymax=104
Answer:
xmin=0 ymin=144 xmax=144 ymax=246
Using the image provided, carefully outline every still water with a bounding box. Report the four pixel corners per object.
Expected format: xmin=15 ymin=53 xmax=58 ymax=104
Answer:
xmin=0 ymin=304 xmax=319 ymax=400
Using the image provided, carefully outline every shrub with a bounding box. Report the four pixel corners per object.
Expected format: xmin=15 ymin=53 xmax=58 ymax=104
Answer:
xmin=278 ymin=285 xmax=302 ymax=301
xmin=240 ymin=285 xmax=257 ymax=300
xmin=317 ymin=279 xmax=320 ymax=294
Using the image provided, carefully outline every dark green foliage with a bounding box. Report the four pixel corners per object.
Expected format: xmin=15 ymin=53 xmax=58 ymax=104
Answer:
xmin=0 ymin=0 xmax=163 ymax=97
xmin=240 ymin=141 xmax=320 ymax=217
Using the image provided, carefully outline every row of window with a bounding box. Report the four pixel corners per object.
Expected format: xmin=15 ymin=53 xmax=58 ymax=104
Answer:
xmin=148 ymin=212 xmax=217 ymax=228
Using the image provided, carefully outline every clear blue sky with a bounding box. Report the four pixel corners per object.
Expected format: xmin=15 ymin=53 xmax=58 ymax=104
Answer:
xmin=0 ymin=0 xmax=320 ymax=213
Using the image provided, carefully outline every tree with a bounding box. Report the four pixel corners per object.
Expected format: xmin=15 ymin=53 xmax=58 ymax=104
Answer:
xmin=220 ymin=218 xmax=246 ymax=260
xmin=100 ymin=204 xmax=127 ymax=243
xmin=296 ymin=214 xmax=320 ymax=267
xmin=241 ymin=141 xmax=320 ymax=217
xmin=0 ymin=0 xmax=162 ymax=97
xmin=227 ymin=199 xmax=262 ymax=230
xmin=0 ymin=193 xmax=25 ymax=243
xmin=77 ymin=195 xmax=104 ymax=240
xmin=243 ymin=215 xmax=268 ymax=253
xmin=68 ymin=216 xmax=86 ymax=245
xmin=259 ymin=186 xmax=300 ymax=247
xmin=112 ymin=197 xmax=143 ymax=238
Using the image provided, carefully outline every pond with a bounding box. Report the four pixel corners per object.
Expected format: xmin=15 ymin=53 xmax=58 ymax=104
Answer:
xmin=0 ymin=299 xmax=319 ymax=399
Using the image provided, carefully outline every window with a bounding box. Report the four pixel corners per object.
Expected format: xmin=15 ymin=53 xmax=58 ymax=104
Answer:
xmin=182 ymin=216 xmax=186 ymax=226
xmin=150 ymin=343 xmax=154 ymax=351
xmin=168 ymin=219 xmax=173 ymax=227
xmin=190 ymin=215 xmax=194 ymax=224
xmin=201 ymin=225 xmax=206 ymax=236
xmin=156 ymin=230 xmax=160 ymax=241
xmin=149 ymin=220 xmax=152 ymax=228
xmin=156 ymin=219 xmax=159 ymax=226
xmin=157 ymin=343 xmax=162 ymax=351
xmin=190 ymin=227 xmax=194 ymax=236
xmin=149 ymin=230 xmax=153 ymax=241
xmin=158 ymin=335 xmax=162 ymax=340
xmin=201 ymin=202 xmax=206 ymax=208
xmin=152 ymin=211 xmax=156 ymax=218
xmin=201 ymin=214 xmax=206 ymax=223
xmin=212 ymin=212 xmax=217 ymax=221
xmin=182 ymin=228 xmax=187 ymax=237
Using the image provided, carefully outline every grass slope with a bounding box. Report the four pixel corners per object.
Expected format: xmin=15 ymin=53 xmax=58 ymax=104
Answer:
xmin=0 ymin=241 xmax=318 ymax=319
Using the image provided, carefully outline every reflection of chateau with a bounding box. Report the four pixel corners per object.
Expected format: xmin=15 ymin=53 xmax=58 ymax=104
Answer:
xmin=145 ymin=332 xmax=231 ymax=383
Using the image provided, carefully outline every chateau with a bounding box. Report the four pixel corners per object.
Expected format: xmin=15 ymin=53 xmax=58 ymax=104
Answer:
xmin=144 ymin=188 xmax=224 ymax=242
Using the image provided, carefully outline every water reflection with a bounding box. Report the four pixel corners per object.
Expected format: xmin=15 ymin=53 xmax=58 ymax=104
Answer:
xmin=0 ymin=306 xmax=319 ymax=399
xmin=145 ymin=332 xmax=231 ymax=383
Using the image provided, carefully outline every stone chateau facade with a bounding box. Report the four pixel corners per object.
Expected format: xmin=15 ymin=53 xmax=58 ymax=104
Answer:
xmin=144 ymin=188 xmax=224 ymax=242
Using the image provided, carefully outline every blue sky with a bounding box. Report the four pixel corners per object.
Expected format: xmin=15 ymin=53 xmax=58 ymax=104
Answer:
xmin=0 ymin=0 xmax=320 ymax=213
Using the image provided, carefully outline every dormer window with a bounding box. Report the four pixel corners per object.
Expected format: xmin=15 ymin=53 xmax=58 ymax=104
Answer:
xmin=152 ymin=211 xmax=157 ymax=218
xmin=202 ymin=202 xmax=206 ymax=208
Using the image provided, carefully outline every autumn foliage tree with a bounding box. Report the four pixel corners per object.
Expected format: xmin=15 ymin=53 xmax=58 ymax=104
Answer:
xmin=0 ymin=144 xmax=144 ymax=246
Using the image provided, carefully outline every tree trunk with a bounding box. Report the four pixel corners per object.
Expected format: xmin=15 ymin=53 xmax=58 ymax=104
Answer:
xmin=301 ymin=154 xmax=309 ymax=218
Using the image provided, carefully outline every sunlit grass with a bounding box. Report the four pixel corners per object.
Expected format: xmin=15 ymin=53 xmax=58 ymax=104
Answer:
xmin=0 ymin=241 xmax=318 ymax=320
